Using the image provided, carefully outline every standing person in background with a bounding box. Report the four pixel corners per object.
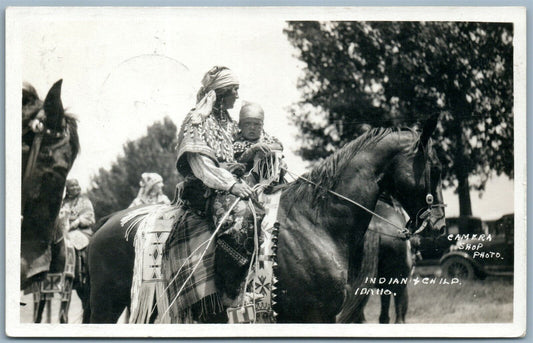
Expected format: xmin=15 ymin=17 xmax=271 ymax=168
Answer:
xmin=129 ymin=172 xmax=171 ymax=208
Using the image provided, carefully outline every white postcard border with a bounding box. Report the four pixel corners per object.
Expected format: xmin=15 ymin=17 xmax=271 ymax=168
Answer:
xmin=5 ymin=6 xmax=526 ymax=338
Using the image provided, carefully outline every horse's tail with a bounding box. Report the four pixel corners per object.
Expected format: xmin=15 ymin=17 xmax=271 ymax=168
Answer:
xmin=337 ymin=229 xmax=380 ymax=323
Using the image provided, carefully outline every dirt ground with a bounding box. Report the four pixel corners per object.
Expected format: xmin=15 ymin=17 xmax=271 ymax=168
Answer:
xmin=20 ymin=291 xmax=84 ymax=324
xmin=362 ymin=275 xmax=513 ymax=323
xmin=19 ymin=271 xmax=513 ymax=324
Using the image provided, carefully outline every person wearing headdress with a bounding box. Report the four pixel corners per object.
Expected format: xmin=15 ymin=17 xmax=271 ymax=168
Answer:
xmin=174 ymin=66 xmax=252 ymax=200
xmin=129 ymin=173 xmax=170 ymax=208
xmin=163 ymin=66 xmax=255 ymax=323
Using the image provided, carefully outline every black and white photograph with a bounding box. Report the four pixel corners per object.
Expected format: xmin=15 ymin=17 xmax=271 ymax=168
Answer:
xmin=6 ymin=6 xmax=526 ymax=337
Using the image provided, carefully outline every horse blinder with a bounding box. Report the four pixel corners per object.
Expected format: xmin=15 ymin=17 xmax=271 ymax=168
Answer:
xmin=406 ymin=149 xmax=446 ymax=236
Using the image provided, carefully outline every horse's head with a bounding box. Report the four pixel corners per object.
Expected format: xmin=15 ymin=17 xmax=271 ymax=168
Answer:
xmin=22 ymin=79 xmax=78 ymax=174
xmin=21 ymin=80 xmax=80 ymax=290
xmin=386 ymin=115 xmax=446 ymax=235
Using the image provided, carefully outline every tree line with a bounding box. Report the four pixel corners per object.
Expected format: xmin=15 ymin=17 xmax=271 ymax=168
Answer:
xmin=284 ymin=21 xmax=513 ymax=216
xmin=87 ymin=117 xmax=182 ymax=219
xmin=87 ymin=22 xmax=513 ymax=219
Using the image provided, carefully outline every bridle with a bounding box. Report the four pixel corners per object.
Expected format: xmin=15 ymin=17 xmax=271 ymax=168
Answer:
xmin=21 ymin=116 xmax=71 ymax=216
xmin=408 ymin=144 xmax=447 ymax=236
xmin=281 ymin=144 xmax=446 ymax=241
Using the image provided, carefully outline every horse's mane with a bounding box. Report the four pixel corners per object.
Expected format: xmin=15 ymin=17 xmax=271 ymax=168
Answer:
xmin=65 ymin=115 xmax=81 ymax=156
xmin=286 ymin=127 xmax=418 ymax=204
xmin=22 ymin=84 xmax=43 ymax=122
xmin=23 ymin=82 xmax=40 ymax=106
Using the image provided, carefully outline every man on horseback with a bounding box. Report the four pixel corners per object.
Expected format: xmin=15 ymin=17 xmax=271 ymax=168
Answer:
xmin=60 ymin=179 xmax=95 ymax=284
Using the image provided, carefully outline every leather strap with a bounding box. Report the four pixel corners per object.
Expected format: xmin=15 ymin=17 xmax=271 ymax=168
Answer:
xmin=21 ymin=133 xmax=43 ymax=214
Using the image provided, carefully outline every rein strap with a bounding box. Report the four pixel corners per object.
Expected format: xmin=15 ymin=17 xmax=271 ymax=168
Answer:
xmin=281 ymin=167 xmax=410 ymax=239
xmin=21 ymin=133 xmax=43 ymax=213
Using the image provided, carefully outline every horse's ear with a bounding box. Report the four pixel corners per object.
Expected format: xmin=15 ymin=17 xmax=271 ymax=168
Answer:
xmin=419 ymin=113 xmax=440 ymax=147
xmin=43 ymin=79 xmax=65 ymax=130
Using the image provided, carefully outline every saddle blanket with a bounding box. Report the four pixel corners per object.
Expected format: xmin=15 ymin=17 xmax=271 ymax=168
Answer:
xmin=248 ymin=191 xmax=281 ymax=323
xmin=125 ymin=189 xmax=282 ymax=324
xmin=219 ymin=190 xmax=282 ymax=323
xmin=23 ymin=246 xmax=52 ymax=294
xmin=227 ymin=304 xmax=256 ymax=323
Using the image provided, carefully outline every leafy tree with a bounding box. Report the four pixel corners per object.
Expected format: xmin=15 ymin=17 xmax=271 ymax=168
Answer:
xmin=284 ymin=21 xmax=513 ymax=215
xmin=87 ymin=117 xmax=182 ymax=218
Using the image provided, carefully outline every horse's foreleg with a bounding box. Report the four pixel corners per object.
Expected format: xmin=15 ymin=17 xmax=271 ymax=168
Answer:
xmin=59 ymin=277 xmax=74 ymax=323
xmin=74 ymin=249 xmax=92 ymax=323
xmin=89 ymin=278 xmax=130 ymax=323
xmin=79 ymin=284 xmax=92 ymax=324
xmin=33 ymin=290 xmax=46 ymax=323
xmin=379 ymin=293 xmax=391 ymax=324
xmin=81 ymin=302 xmax=91 ymax=324
xmin=352 ymin=294 xmax=369 ymax=323
xmin=59 ymin=302 xmax=68 ymax=323
xmin=394 ymin=286 xmax=408 ymax=323
xmin=45 ymin=298 xmax=52 ymax=323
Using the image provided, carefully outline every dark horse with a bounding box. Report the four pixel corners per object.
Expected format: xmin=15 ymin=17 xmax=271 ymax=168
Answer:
xmin=87 ymin=118 xmax=445 ymax=323
xmin=21 ymin=80 xmax=80 ymax=291
xmin=31 ymin=208 xmax=91 ymax=323
xmin=342 ymin=197 xmax=414 ymax=324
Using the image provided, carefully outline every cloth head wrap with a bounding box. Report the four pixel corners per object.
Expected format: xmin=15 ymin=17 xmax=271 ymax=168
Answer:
xmin=239 ymin=102 xmax=265 ymax=122
xmin=191 ymin=66 xmax=239 ymax=121
xmin=129 ymin=173 xmax=166 ymax=207
xmin=140 ymin=173 xmax=164 ymax=193
xmin=196 ymin=66 xmax=239 ymax=102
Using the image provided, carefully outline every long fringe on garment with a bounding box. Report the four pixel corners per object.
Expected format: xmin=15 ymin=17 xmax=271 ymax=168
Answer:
xmin=121 ymin=204 xmax=178 ymax=324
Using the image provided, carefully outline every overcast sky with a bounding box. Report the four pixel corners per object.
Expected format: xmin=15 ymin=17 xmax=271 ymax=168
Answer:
xmin=16 ymin=7 xmax=514 ymax=220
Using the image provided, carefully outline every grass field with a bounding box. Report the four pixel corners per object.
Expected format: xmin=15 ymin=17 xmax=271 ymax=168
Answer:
xmin=363 ymin=276 xmax=514 ymax=323
xmin=20 ymin=275 xmax=513 ymax=324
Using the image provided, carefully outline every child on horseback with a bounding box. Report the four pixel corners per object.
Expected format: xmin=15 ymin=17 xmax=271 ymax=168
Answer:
xmin=212 ymin=102 xmax=287 ymax=313
xmin=233 ymin=102 xmax=283 ymax=169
